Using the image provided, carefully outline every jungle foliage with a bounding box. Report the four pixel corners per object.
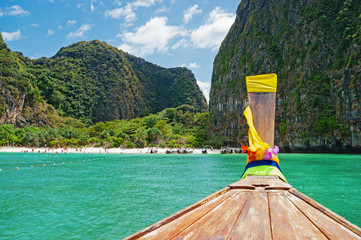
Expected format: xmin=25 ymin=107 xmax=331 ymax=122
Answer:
xmin=0 ymin=105 xmax=211 ymax=148
xmin=0 ymin=36 xmax=207 ymax=127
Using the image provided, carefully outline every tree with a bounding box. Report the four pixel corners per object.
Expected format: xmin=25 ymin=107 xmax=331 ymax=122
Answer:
xmin=147 ymin=127 xmax=161 ymax=143
xmin=0 ymin=124 xmax=15 ymax=142
xmin=142 ymin=114 xmax=160 ymax=128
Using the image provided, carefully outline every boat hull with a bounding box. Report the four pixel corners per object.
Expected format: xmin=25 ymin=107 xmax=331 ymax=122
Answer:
xmin=125 ymin=175 xmax=361 ymax=239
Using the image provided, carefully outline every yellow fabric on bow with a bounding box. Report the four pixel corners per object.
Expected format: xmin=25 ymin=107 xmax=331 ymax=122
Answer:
xmin=246 ymin=74 xmax=277 ymax=92
xmin=244 ymin=106 xmax=279 ymax=164
xmin=244 ymin=106 xmax=269 ymax=152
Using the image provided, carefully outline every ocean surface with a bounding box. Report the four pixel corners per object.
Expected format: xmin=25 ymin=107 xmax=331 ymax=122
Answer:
xmin=1 ymin=153 xmax=360 ymax=239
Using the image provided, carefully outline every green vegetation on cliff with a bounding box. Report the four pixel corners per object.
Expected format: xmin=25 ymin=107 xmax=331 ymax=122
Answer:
xmin=208 ymin=0 xmax=360 ymax=152
xmin=0 ymin=34 xmax=60 ymax=126
xmin=0 ymin=37 xmax=207 ymax=127
xmin=31 ymin=40 xmax=207 ymax=124
xmin=0 ymin=105 xmax=209 ymax=148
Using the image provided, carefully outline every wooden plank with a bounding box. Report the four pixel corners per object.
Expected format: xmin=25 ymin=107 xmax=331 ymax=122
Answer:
xmin=139 ymin=191 xmax=235 ymax=240
xmin=172 ymin=192 xmax=249 ymax=239
xmin=286 ymin=191 xmax=361 ymax=239
xmin=268 ymin=192 xmax=328 ymax=239
xmin=229 ymin=175 xmax=291 ymax=190
xmin=248 ymin=92 xmax=276 ymax=147
xmin=289 ymin=188 xmax=361 ymax=237
xmin=228 ymin=192 xmax=271 ymax=239
xmin=125 ymin=187 xmax=231 ymax=240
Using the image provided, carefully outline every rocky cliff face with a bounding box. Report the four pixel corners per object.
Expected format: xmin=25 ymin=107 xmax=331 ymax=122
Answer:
xmin=33 ymin=40 xmax=207 ymax=123
xmin=0 ymin=34 xmax=56 ymax=127
xmin=208 ymin=0 xmax=360 ymax=152
xmin=126 ymin=53 xmax=208 ymax=115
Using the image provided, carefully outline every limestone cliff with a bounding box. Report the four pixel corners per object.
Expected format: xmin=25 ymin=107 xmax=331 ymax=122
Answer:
xmin=0 ymin=37 xmax=207 ymax=126
xmin=32 ymin=40 xmax=207 ymax=124
xmin=208 ymin=0 xmax=360 ymax=152
xmin=0 ymin=34 xmax=56 ymax=127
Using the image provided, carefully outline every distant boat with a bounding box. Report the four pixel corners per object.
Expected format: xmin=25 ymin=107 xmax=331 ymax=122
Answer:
xmin=234 ymin=148 xmax=241 ymax=153
xmin=227 ymin=149 xmax=233 ymax=154
xmin=202 ymin=149 xmax=207 ymax=154
xmin=220 ymin=149 xmax=233 ymax=154
xmin=177 ymin=149 xmax=193 ymax=154
xmin=149 ymin=149 xmax=157 ymax=154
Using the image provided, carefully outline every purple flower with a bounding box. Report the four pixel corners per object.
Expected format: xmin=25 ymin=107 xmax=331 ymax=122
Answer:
xmin=264 ymin=149 xmax=273 ymax=160
xmin=273 ymin=146 xmax=279 ymax=155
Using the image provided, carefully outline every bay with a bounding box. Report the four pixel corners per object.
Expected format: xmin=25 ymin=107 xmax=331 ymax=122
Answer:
xmin=0 ymin=153 xmax=360 ymax=239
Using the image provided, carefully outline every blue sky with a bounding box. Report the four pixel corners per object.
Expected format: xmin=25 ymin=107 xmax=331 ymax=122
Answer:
xmin=1 ymin=0 xmax=240 ymax=101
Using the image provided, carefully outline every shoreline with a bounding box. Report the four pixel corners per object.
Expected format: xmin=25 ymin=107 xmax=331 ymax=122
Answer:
xmin=0 ymin=147 xmax=222 ymax=154
xmin=1 ymin=147 xmax=359 ymax=154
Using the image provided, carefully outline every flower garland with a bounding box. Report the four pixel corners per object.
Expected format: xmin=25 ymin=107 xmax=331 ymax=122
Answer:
xmin=244 ymin=145 xmax=279 ymax=162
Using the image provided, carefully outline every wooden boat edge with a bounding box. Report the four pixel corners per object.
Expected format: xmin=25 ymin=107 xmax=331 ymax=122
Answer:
xmin=124 ymin=186 xmax=231 ymax=240
xmin=124 ymin=175 xmax=361 ymax=239
xmin=288 ymin=187 xmax=361 ymax=236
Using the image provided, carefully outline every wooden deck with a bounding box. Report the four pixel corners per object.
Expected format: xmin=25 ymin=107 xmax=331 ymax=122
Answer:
xmin=125 ymin=175 xmax=361 ymax=240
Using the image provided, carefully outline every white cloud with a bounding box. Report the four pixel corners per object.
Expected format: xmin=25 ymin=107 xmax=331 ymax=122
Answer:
xmin=118 ymin=43 xmax=134 ymax=53
xmin=31 ymin=23 xmax=39 ymax=27
xmin=191 ymin=7 xmax=235 ymax=49
xmin=172 ymin=38 xmax=189 ymax=49
xmin=67 ymin=24 xmax=91 ymax=39
xmin=189 ymin=62 xmax=200 ymax=68
xmin=106 ymin=5 xmax=136 ymax=22
xmin=118 ymin=17 xmax=186 ymax=56
xmin=58 ymin=25 xmax=62 ymax=29
xmin=8 ymin=5 xmax=30 ymax=16
xmin=156 ymin=6 xmax=170 ymax=13
xmin=197 ymin=80 xmax=211 ymax=102
xmin=78 ymin=3 xmax=86 ymax=8
xmin=46 ymin=29 xmax=54 ymax=37
xmin=2 ymin=30 xmax=21 ymax=41
xmin=67 ymin=20 xmax=77 ymax=25
xmin=183 ymin=4 xmax=202 ymax=24
xmin=106 ymin=0 xmax=161 ymax=22
xmin=113 ymin=0 xmax=122 ymax=6
xmin=90 ymin=4 xmax=95 ymax=12
xmin=0 ymin=5 xmax=30 ymax=17
xmin=132 ymin=0 xmax=159 ymax=8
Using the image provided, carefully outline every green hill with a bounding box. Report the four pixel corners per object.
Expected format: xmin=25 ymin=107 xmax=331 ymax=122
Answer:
xmin=0 ymin=38 xmax=207 ymax=126
xmin=208 ymin=0 xmax=360 ymax=152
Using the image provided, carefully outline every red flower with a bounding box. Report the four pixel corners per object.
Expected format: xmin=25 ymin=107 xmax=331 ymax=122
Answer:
xmin=241 ymin=145 xmax=248 ymax=153
xmin=247 ymin=150 xmax=256 ymax=161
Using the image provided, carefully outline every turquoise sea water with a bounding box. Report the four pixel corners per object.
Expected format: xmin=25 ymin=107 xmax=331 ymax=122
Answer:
xmin=0 ymin=153 xmax=360 ymax=239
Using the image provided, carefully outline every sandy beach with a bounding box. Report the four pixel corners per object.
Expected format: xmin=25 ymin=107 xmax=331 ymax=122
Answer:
xmin=0 ymin=147 xmax=222 ymax=154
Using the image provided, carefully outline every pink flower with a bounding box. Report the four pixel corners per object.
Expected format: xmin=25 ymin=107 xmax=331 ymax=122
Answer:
xmin=264 ymin=149 xmax=273 ymax=160
xmin=273 ymin=146 xmax=279 ymax=155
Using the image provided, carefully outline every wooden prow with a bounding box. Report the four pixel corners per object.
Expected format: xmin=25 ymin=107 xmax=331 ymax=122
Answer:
xmin=246 ymin=73 xmax=277 ymax=148
xmin=248 ymin=92 xmax=276 ymax=148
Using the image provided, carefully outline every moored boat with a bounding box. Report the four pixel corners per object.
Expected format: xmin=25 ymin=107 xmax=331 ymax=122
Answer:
xmin=166 ymin=150 xmax=176 ymax=154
